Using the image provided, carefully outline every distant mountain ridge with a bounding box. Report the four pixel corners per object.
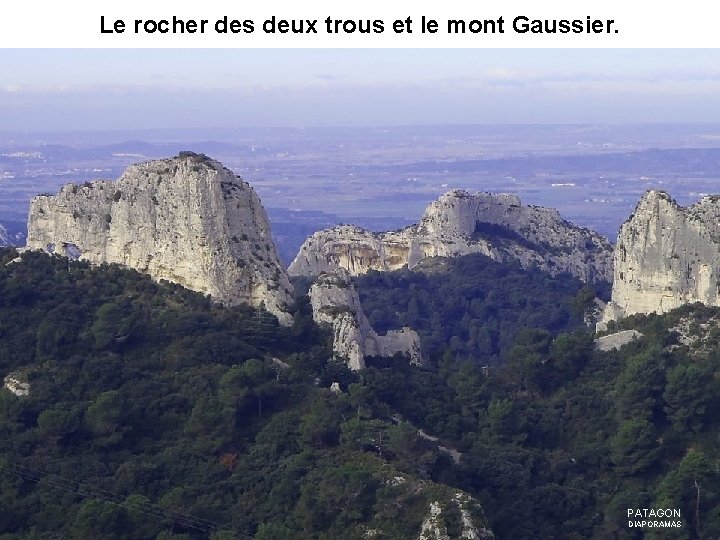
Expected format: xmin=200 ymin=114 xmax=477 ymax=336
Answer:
xmin=289 ymin=190 xmax=613 ymax=284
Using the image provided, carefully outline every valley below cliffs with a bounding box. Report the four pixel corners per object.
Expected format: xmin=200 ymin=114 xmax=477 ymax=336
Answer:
xmin=25 ymin=152 xmax=294 ymax=325
xmin=289 ymin=190 xmax=614 ymax=284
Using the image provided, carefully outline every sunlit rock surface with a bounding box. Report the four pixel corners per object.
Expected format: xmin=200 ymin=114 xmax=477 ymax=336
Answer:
xmin=26 ymin=152 xmax=293 ymax=325
xmin=290 ymin=190 xmax=612 ymax=283
xmin=309 ymin=269 xmax=423 ymax=370
xmin=601 ymin=190 xmax=720 ymax=328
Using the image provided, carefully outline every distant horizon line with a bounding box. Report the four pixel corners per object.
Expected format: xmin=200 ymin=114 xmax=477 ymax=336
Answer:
xmin=3 ymin=121 xmax=720 ymax=137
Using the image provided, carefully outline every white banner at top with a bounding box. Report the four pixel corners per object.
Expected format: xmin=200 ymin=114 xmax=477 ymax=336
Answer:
xmin=0 ymin=0 xmax=717 ymax=48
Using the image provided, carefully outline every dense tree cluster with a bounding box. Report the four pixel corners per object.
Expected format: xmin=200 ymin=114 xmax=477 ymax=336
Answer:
xmin=0 ymin=250 xmax=478 ymax=539
xmin=360 ymin=312 xmax=720 ymax=539
xmin=354 ymin=254 xmax=603 ymax=363
xmin=2 ymin=248 xmax=720 ymax=539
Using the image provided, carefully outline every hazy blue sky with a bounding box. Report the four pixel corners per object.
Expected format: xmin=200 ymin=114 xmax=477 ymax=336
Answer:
xmin=2 ymin=49 xmax=720 ymax=130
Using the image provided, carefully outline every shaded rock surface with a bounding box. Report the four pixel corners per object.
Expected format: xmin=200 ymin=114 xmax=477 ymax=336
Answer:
xmin=309 ymin=270 xmax=423 ymax=370
xmin=26 ymin=153 xmax=293 ymax=325
xmin=290 ymin=190 xmax=613 ymax=283
xmin=601 ymin=190 xmax=720 ymax=328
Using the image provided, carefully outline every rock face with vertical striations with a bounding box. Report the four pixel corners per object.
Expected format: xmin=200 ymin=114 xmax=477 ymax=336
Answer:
xmin=309 ymin=269 xmax=423 ymax=370
xmin=289 ymin=190 xmax=613 ymax=283
xmin=600 ymin=190 xmax=720 ymax=328
xmin=26 ymin=152 xmax=294 ymax=325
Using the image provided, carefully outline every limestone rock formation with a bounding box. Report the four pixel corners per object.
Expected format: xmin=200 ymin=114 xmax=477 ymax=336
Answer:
xmin=669 ymin=313 xmax=720 ymax=354
xmin=594 ymin=329 xmax=644 ymax=352
xmin=4 ymin=372 xmax=30 ymax=397
xmin=419 ymin=502 xmax=450 ymax=540
xmin=289 ymin=190 xmax=613 ymax=283
xmin=26 ymin=152 xmax=293 ymax=325
xmin=418 ymin=494 xmax=494 ymax=540
xmin=600 ymin=190 xmax=720 ymax=327
xmin=0 ymin=225 xmax=10 ymax=247
xmin=309 ymin=270 xmax=423 ymax=370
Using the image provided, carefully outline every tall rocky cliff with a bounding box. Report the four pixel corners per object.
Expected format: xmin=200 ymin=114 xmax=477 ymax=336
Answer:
xmin=289 ymin=190 xmax=613 ymax=283
xmin=309 ymin=270 xmax=423 ymax=370
xmin=26 ymin=152 xmax=294 ymax=325
xmin=600 ymin=190 xmax=720 ymax=327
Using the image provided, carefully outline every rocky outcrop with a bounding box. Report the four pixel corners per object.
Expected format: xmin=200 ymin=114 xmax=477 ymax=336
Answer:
xmin=309 ymin=270 xmax=423 ymax=370
xmin=669 ymin=313 xmax=720 ymax=353
xmin=453 ymin=493 xmax=494 ymax=540
xmin=26 ymin=152 xmax=293 ymax=325
xmin=594 ymin=330 xmax=644 ymax=352
xmin=419 ymin=502 xmax=450 ymax=540
xmin=4 ymin=372 xmax=30 ymax=396
xmin=600 ymin=190 xmax=720 ymax=327
xmin=0 ymin=225 xmax=10 ymax=247
xmin=418 ymin=495 xmax=494 ymax=540
xmin=290 ymin=190 xmax=613 ymax=283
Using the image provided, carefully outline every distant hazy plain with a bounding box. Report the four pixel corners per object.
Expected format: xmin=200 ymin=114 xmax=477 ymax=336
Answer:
xmin=2 ymin=123 xmax=720 ymax=262
xmin=3 ymin=49 xmax=720 ymax=255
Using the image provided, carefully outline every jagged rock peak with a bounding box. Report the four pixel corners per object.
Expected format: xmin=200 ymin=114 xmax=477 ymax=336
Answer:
xmin=290 ymin=190 xmax=613 ymax=283
xmin=600 ymin=189 xmax=720 ymax=328
xmin=309 ymin=269 xmax=423 ymax=370
xmin=418 ymin=190 xmax=524 ymax=236
xmin=26 ymin=152 xmax=294 ymax=325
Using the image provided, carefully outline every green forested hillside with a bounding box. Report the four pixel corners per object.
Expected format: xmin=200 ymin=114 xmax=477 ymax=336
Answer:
xmin=359 ymin=308 xmax=720 ymax=539
xmin=2 ymin=248 xmax=720 ymax=539
xmin=354 ymin=254 xmax=605 ymax=363
xmin=0 ymin=249 xmax=489 ymax=540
